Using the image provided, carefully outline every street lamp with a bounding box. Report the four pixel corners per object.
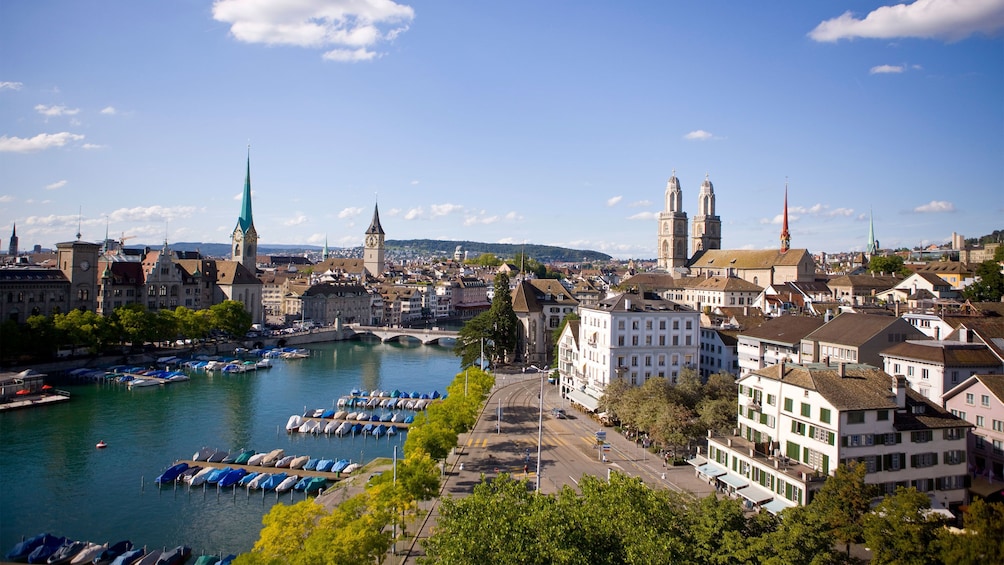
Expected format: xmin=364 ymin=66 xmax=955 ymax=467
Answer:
xmin=535 ymin=369 xmax=544 ymax=493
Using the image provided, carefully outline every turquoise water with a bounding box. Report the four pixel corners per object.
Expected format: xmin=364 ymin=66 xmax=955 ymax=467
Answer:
xmin=0 ymin=340 xmax=459 ymax=557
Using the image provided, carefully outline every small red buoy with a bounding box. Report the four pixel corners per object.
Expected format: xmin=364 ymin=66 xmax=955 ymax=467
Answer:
xmin=96 ymin=441 xmax=107 ymax=449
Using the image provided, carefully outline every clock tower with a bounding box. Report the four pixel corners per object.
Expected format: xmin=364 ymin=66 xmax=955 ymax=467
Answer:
xmin=232 ymin=150 xmax=258 ymax=272
xmin=57 ymin=238 xmax=101 ymax=312
xmin=363 ymin=203 xmax=385 ymax=277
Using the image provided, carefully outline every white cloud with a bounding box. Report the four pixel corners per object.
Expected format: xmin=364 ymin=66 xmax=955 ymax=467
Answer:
xmin=0 ymin=81 xmax=23 ymax=91
xmin=464 ymin=215 xmax=499 ymax=226
xmin=913 ymin=200 xmax=955 ymax=213
xmin=809 ymin=0 xmax=1004 ymax=42
xmin=233 ymin=190 xmax=256 ymax=200
xmin=0 ymin=195 xmax=14 ymax=203
xmin=106 ymin=205 xmax=198 ymax=223
xmin=34 ymin=104 xmax=80 ymax=117
xmin=0 ymin=132 xmax=84 ymax=153
xmin=410 ymin=180 xmax=419 ymax=185
xmin=629 ymin=200 xmax=652 ymax=207
xmin=627 ymin=211 xmax=658 ymax=221
xmin=45 ymin=180 xmax=67 ymax=190
xmin=606 ymin=195 xmax=623 ymax=207
xmin=403 ymin=207 xmax=423 ymax=220
xmin=430 ymin=203 xmax=463 ymax=216
xmin=684 ymin=130 xmax=714 ymax=141
xmin=870 ymin=64 xmax=904 ymax=74
xmin=212 ymin=0 xmax=414 ymax=62
xmin=760 ymin=213 xmax=801 ymax=225
xmin=284 ymin=214 xmax=309 ymax=226
xmin=504 ymin=211 xmax=522 ymax=221
xmin=338 ymin=206 xmax=363 ymax=219
xmin=788 ymin=203 xmax=854 ymax=218
xmin=81 ymin=143 xmax=105 ymax=150
xmin=100 ymin=106 xmax=117 ymax=115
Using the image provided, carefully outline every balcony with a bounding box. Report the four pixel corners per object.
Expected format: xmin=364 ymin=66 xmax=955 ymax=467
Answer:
xmin=706 ymin=431 xmax=827 ymax=484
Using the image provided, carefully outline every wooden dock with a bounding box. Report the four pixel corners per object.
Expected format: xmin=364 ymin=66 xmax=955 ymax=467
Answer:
xmin=0 ymin=393 xmax=70 ymax=411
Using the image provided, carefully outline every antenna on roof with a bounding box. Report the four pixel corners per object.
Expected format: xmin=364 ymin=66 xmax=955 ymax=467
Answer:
xmin=76 ymin=206 xmax=82 ymax=240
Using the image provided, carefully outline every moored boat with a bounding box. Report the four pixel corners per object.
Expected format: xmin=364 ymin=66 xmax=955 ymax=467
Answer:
xmin=192 ymin=447 xmax=215 ymax=461
xmin=330 ymin=459 xmax=350 ymax=473
xmin=275 ymin=474 xmax=298 ymax=493
xmin=259 ymin=449 xmax=284 ymax=466
xmin=246 ymin=473 xmax=270 ymax=490
xmin=187 ymin=466 xmax=215 ymax=486
xmin=246 ymin=452 xmax=267 ymax=466
xmin=217 ymin=468 xmax=247 ymax=488
xmin=205 ymin=467 xmax=232 ymax=484
xmin=259 ymin=472 xmax=287 ymax=490
xmin=284 ymin=415 xmax=302 ymax=432
xmin=233 ymin=450 xmax=256 ymax=465
xmin=5 ymin=532 xmax=52 ymax=562
xmin=154 ymin=545 xmax=190 ymax=565
xmin=273 ymin=455 xmax=294 ymax=468
xmin=133 ymin=549 xmax=161 ymax=565
xmin=342 ymin=462 xmax=360 ymax=474
xmin=315 ymin=459 xmax=334 ymax=472
xmin=92 ymin=540 xmax=133 ymax=564
xmin=303 ymin=458 xmax=319 ymax=471
xmin=237 ymin=471 xmax=260 ymax=487
xmin=304 ymin=476 xmax=328 ymax=493
xmin=44 ymin=539 xmax=86 ymax=564
xmin=68 ymin=542 xmax=106 ymax=564
xmin=297 ymin=420 xmax=320 ymax=434
xmin=288 ymin=455 xmax=309 ymax=469
xmin=154 ymin=463 xmax=189 ymax=485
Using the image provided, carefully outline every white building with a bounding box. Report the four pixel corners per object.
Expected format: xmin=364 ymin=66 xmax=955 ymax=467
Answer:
xmin=700 ymin=362 xmax=971 ymax=514
xmin=736 ymin=316 xmax=824 ymax=377
xmin=563 ymin=290 xmax=699 ymax=409
xmin=881 ymin=340 xmax=1002 ymax=400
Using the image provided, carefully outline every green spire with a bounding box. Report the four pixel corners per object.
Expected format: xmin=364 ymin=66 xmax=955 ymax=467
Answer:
xmin=238 ymin=148 xmax=254 ymax=232
xmin=866 ymin=209 xmax=877 ymax=254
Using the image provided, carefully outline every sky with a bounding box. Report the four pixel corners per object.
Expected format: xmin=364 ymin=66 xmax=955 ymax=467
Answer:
xmin=1 ymin=0 xmax=1002 ymax=260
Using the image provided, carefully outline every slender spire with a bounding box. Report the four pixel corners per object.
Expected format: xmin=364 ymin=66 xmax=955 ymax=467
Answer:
xmin=366 ymin=202 xmax=385 ymax=235
xmin=866 ymin=209 xmax=878 ymax=255
xmin=780 ymin=181 xmax=791 ymax=253
xmin=238 ymin=146 xmax=254 ymax=232
xmin=322 ymin=235 xmax=329 ymax=260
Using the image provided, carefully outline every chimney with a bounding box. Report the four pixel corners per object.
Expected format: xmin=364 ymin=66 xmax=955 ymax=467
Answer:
xmin=838 ymin=362 xmax=846 ymax=377
xmin=959 ymin=328 xmax=969 ymax=343
xmin=624 ymin=298 xmax=631 ymax=311
xmin=893 ymin=375 xmax=907 ymax=409
xmin=934 ymin=326 xmax=940 ymax=340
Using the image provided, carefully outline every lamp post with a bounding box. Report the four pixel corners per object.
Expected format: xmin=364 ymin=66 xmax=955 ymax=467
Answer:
xmin=535 ymin=370 xmax=544 ymax=493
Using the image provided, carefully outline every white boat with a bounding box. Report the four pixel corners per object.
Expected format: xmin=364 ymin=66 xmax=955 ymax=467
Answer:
xmin=128 ymin=378 xmax=160 ymax=388
xmin=188 ymin=466 xmax=214 ymax=486
xmin=256 ymin=359 xmax=272 ymax=369
xmin=333 ymin=410 xmax=347 ymax=420
xmin=342 ymin=463 xmax=360 ymax=474
xmin=345 ymin=411 xmax=358 ymax=421
xmin=324 ymin=420 xmax=338 ymax=434
xmin=276 ymin=474 xmax=299 ymax=493
xmin=285 ymin=414 xmax=302 ymax=432
xmin=69 ymin=542 xmax=107 ymax=564
xmin=356 ymin=412 xmax=370 ymax=421
xmin=247 ymin=472 xmax=270 ymax=490
xmin=334 ymin=421 xmax=350 ymax=436
xmin=274 ymin=455 xmax=295 ymax=468
xmin=289 ymin=455 xmax=309 ymax=469
xmin=246 ymin=452 xmax=267 ymax=466
xmin=309 ymin=408 xmax=324 ymax=418
xmin=298 ymin=420 xmax=321 ymax=434
xmin=391 ymin=412 xmax=405 ymax=423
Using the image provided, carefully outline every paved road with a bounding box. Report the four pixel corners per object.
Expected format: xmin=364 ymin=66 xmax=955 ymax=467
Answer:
xmin=389 ymin=372 xmax=717 ymax=564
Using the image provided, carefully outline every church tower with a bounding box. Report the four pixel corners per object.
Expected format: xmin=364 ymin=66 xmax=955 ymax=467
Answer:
xmin=231 ymin=149 xmax=258 ymax=272
xmin=8 ymin=223 xmax=17 ymax=257
xmin=363 ymin=203 xmax=385 ymax=277
xmin=657 ymin=171 xmax=689 ymax=270
xmin=866 ymin=209 xmax=879 ymax=256
xmin=692 ymin=174 xmax=721 ymax=255
xmin=780 ymin=184 xmax=791 ymax=253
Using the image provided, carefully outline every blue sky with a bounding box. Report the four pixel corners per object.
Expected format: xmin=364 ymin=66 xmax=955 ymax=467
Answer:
xmin=1 ymin=0 xmax=1002 ymax=259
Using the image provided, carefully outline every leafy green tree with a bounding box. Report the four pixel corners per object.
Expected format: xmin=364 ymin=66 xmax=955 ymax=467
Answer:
xmin=862 ymin=486 xmax=941 ymax=565
xmin=111 ymin=304 xmax=157 ymax=348
xmin=24 ymin=315 xmax=58 ymax=358
xmin=697 ymin=396 xmax=736 ymax=436
xmin=467 ymin=252 xmax=502 ymax=267
xmin=995 ymin=244 xmax=1004 ymax=262
xmin=868 ymin=254 xmax=909 ymax=276
xmin=488 ymin=272 xmax=519 ymax=364
xmin=454 ymin=311 xmax=493 ymax=369
xmin=807 ymin=461 xmax=877 ymax=556
xmin=685 ymin=494 xmax=750 ymax=563
xmin=740 ymin=506 xmax=839 ymax=565
xmin=209 ymin=300 xmax=253 ymax=338
xmin=236 ymin=500 xmax=327 ymax=565
xmin=403 ymin=414 xmax=457 ymax=461
xmin=936 ymin=497 xmax=1004 ymax=564
xmin=962 ymin=260 xmax=1004 ymax=302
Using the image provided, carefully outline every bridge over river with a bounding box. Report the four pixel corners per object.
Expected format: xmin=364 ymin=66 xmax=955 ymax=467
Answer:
xmin=349 ymin=325 xmax=459 ymax=345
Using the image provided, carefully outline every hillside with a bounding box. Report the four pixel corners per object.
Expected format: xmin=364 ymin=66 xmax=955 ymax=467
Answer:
xmin=134 ymin=240 xmax=612 ymax=263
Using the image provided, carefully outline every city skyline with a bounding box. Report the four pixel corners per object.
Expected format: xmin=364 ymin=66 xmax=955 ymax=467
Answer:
xmin=1 ymin=1 xmax=1002 ymax=259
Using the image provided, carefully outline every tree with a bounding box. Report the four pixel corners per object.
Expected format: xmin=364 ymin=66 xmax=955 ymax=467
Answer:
xmin=467 ymin=252 xmax=502 ymax=267
xmin=209 ymin=300 xmax=253 ymax=338
xmin=697 ymin=396 xmax=736 ymax=436
xmin=862 ymin=486 xmax=941 ymax=565
xmin=488 ymin=272 xmax=518 ymax=364
xmin=868 ymin=254 xmax=909 ymax=276
xmin=741 ymin=506 xmax=839 ymax=565
xmin=237 ymin=500 xmax=327 ymax=565
xmin=807 ymin=461 xmax=876 ymax=556
xmin=962 ymin=260 xmax=1004 ymax=302
xmin=936 ymin=497 xmax=1004 ymax=563
xmin=454 ymin=311 xmax=493 ymax=369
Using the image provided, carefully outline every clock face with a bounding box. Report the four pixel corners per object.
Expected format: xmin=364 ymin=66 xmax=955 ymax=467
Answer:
xmin=366 ymin=235 xmax=377 ymax=247
xmin=80 ymin=260 xmax=90 ymax=271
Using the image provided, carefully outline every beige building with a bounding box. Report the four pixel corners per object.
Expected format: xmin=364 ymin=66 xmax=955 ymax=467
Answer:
xmin=942 ymin=374 xmax=1004 ymax=501
xmin=511 ymin=278 xmax=579 ymax=366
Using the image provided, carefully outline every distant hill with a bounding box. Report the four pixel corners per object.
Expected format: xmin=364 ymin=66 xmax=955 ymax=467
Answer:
xmin=131 ymin=240 xmax=612 ymax=263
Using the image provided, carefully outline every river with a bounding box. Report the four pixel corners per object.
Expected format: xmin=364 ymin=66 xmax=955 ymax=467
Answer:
xmin=0 ymin=339 xmax=459 ymax=558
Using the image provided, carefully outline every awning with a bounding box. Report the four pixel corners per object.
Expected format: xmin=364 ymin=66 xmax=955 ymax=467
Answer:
xmin=718 ymin=474 xmax=749 ymax=489
xmin=696 ymin=463 xmax=727 ymax=478
xmin=686 ymin=455 xmax=708 ymax=467
xmin=969 ymin=477 xmax=1004 ymax=498
xmin=737 ymin=484 xmax=774 ymax=504
xmin=763 ymin=497 xmax=796 ymax=515
xmin=565 ymin=389 xmax=600 ymax=412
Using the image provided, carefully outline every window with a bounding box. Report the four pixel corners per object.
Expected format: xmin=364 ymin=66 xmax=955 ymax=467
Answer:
xmin=911 ymin=453 xmax=937 ymax=468
xmin=767 ymin=394 xmax=776 ymax=406
xmin=977 ymin=415 xmax=985 ymax=428
xmin=943 ymin=450 xmax=966 ymax=465
xmin=847 ymin=411 xmax=865 ymax=424
xmin=791 ymin=421 xmax=806 ymax=435
xmin=876 ymin=410 xmax=889 ymax=421
xmin=907 ymin=366 xmax=914 ymax=376
xmin=801 ymin=403 xmax=811 ymax=417
xmin=893 ymin=363 xmax=901 ymax=374
xmin=966 ymin=393 xmax=975 ymax=405
xmin=911 ymin=430 xmax=933 ymax=443
xmin=994 ymin=420 xmax=1004 ymax=433
xmin=784 ymin=398 xmax=793 ymax=412
xmin=921 ymin=368 xmax=929 ymax=380
xmin=820 ymin=408 xmax=831 ymax=424
xmin=982 ymin=395 xmax=991 ymax=407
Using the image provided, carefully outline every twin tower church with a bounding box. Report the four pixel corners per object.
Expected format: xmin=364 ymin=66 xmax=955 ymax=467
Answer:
xmin=229 ymin=153 xmax=386 ymax=277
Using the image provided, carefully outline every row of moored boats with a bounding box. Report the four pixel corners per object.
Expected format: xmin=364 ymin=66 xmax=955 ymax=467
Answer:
xmin=285 ymin=415 xmax=403 ymax=437
xmin=4 ymin=534 xmax=209 ymax=565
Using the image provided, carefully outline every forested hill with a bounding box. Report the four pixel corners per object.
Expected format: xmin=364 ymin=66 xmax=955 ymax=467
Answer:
xmin=141 ymin=240 xmax=612 ymax=263
xmin=387 ymin=239 xmax=612 ymax=262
